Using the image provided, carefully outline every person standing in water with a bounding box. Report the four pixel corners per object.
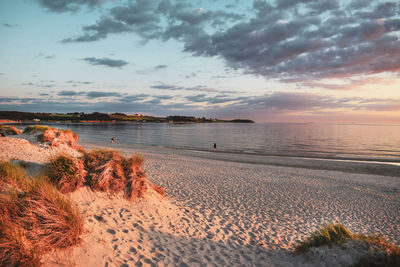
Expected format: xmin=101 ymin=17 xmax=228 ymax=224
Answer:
xmin=111 ymin=137 xmax=115 ymax=143
xmin=214 ymin=143 xmax=217 ymax=151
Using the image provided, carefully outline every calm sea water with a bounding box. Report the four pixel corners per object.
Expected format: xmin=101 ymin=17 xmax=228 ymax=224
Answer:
xmin=34 ymin=122 xmax=400 ymax=161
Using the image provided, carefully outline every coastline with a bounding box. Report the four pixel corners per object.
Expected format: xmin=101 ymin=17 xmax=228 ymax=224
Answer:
xmin=81 ymin=141 xmax=400 ymax=177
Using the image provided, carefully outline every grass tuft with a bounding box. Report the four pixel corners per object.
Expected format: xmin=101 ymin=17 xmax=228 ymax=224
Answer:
xmin=23 ymin=125 xmax=54 ymax=134
xmin=24 ymin=125 xmax=80 ymax=149
xmin=0 ymin=161 xmax=32 ymax=192
xmin=296 ymin=223 xmax=400 ymax=266
xmin=296 ymin=223 xmax=353 ymax=252
xmin=44 ymin=149 xmax=164 ymax=201
xmin=0 ymin=220 xmax=41 ymax=267
xmin=0 ymin=125 xmax=22 ymax=135
xmin=80 ymin=149 xmax=160 ymax=201
xmin=45 ymin=155 xmax=86 ymax=193
xmin=23 ymin=177 xmax=84 ymax=249
xmin=0 ymin=161 xmax=84 ymax=265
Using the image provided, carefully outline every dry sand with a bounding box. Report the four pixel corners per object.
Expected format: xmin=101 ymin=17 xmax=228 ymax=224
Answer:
xmin=1 ymin=137 xmax=399 ymax=266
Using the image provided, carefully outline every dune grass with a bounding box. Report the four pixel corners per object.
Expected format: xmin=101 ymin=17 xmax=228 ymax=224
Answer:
xmin=0 ymin=161 xmax=84 ymax=266
xmin=23 ymin=125 xmax=55 ymax=134
xmin=82 ymin=149 xmax=156 ymax=200
xmin=296 ymin=223 xmax=400 ymax=266
xmin=45 ymin=149 xmax=164 ymax=201
xmin=295 ymin=223 xmax=354 ymax=252
xmin=24 ymin=125 xmax=80 ymax=149
xmin=45 ymin=155 xmax=86 ymax=193
xmin=0 ymin=124 xmax=22 ymax=135
xmin=23 ymin=125 xmax=77 ymax=138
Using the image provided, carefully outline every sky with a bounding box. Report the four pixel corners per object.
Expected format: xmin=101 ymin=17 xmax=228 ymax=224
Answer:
xmin=0 ymin=0 xmax=399 ymax=123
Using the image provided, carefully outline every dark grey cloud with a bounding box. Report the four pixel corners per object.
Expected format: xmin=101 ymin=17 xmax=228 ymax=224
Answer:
xmin=58 ymin=90 xmax=84 ymax=96
xmin=2 ymin=23 xmax=19 ymax=28
xmin=63 ymin=0 xmax=242 ymax=43
xmin=151 ymin=84 xmax=179 ymax=90
xmin=62 ymin=0 xmax=400 ymax=84
xmin=63 ymin=16 xmax=133 ymax=42
xmin=119 ymin=94 xmax=149 ymax=102
xmin=35 ymin=0 xmax=108 ymax=13
xmin=185 ymin=94 xmax=247 ymax=104
xmin=154 ymin=64 xmax=167 ymax=70
xmin=86 ymin=91 xmax=122 ymax=98
xmin=57 ymin=90 xmax=121 ymax=98
xmin=82 ymin=57 xmax=129 ymax=68
xmin=0 ymin=97 xmax=37 ymax=103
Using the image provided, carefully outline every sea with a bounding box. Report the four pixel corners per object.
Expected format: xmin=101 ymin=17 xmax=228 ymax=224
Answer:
xmin=23 ymin=122 xmax=400 ymax=162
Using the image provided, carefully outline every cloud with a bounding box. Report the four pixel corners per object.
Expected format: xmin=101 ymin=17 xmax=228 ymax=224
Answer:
xmin=21 ymin=81 xmax=55 ymax=88
xmin=37 ymin=53 xmax=55 ymax=59
xmin=62 ymin=16 xmax=133 ymax=42
xmin=154 ymin=64 xmax=167 ymax=70
xmin=61 ymin=0 xmax=400 ymax=84
xmin=82 ymin=57 xmax=129 ymax=68
xmin=151 ymin=84 xmax=179 ymax=90
xmin=2 ymin=93 xmax=400 ymax=119
xmin=66 ymin=80 xmax=92 ymax=84
xmin=151 ymin=83 xmax=218 ymax=92
xmin=86 ymin=91 xmax=122 ymax=98
xmin=57 ymin=90 xmax=121 ymax=98
xmin=34 ymin=0 xmax=108 ymax=13
xmin=2 ymin=23 xmax=19 ymax=28
xmin=58 ymin=90 xmax=84 ymax=96
xmin=185 ymin=94 xmax=247 ymax=104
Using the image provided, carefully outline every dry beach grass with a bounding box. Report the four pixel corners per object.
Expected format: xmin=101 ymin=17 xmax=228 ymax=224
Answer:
xmin=0 ymin=161 xmax=84 ymax=266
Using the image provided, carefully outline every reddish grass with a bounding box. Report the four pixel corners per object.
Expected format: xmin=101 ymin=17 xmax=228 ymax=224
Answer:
xmin=22 ymin=178 xmax=84 ymax=249
xmin=38 ymin=128 xmax=81 ymax=149
xmin=124 ymin=154 xmax=148 ymax=200
xmin=82 ymin=150 xmax=163 ymax=201
xmin=0 ymin=162 xmax=84 ymax=265
xmin=46 ymin=155 xmax=86 ymax=193
xmin=0 ymin=221 xmax=41 ymax=267
xmin=24 ymin=126 xmax=81 ymax=149
xmin=150 ymin=183 xmax=165 ymax=197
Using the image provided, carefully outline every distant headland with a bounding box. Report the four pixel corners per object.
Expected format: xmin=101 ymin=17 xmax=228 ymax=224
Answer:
xmin=0 ymin=111 xmax=255 ymax=123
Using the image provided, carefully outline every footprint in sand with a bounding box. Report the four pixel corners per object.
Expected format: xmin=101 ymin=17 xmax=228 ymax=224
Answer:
xmin=107 ymin=229 xmax=116 ymax=235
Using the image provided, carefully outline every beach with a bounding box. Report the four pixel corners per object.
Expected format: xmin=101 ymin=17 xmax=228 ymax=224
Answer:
xmin=45 ymin=141 xmax=400 ymax=266
xmin=1 ymin=136 xmax=399 ymax=266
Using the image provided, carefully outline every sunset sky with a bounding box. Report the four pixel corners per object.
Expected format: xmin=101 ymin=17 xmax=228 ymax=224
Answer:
xmin=0 ymin=0 xmax=399 ymax=123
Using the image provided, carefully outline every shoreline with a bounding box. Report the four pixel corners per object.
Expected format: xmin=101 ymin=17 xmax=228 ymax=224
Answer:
xmin=5 ymin=122 xmax=400 ymax=163
xmin=81 ymin=141 xmax=400 ymax=177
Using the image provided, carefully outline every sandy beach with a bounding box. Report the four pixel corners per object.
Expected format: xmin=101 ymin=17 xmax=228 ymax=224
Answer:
xmin=1 ymin=137 xmax=399 ymax=266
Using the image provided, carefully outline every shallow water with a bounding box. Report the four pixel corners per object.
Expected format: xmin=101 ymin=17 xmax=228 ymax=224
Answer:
xmin=19 ymin=122 xmax=400 ymax=160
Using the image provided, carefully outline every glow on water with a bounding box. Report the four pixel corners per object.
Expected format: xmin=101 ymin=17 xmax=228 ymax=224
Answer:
xmin=39 ymin=123 xmax=400 ymax=161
